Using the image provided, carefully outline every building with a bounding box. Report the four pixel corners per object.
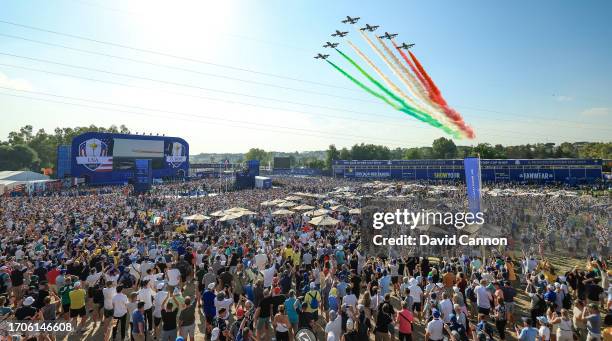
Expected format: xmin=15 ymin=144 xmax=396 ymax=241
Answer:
xmin=0 ymin=171 xmax=55 ymax=195
xmin=332 ymin=159 xmax=603 ymax=183
xmin=58 ymin=132 xmax=189 ymax=185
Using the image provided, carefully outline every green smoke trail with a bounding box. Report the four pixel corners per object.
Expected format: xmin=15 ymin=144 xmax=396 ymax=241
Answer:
xmin=333 ymin=49 xmax=460 ymax=137
xmin=326 ymin=60 xmax=400 ymax=109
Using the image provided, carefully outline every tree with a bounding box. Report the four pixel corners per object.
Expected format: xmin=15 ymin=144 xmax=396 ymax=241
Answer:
xmin=471 ymin=143 xmax=505 ymax=159
xmin=244 ymin=148 xmax=270 ymax=163
xmin=431 ymin=137 xmax=457 ymax=159
xmin=339 ymin=147 xmax=351 ymax=160
xmin=325 ymin=144 xmax=340 ymax=170
xmin=0 ymin=144 xmax=39 ymax=170
xmin=403 ymin=148 xmax=422 ymax=159
xmin=306 ymin=159 xmax=325 ymax=170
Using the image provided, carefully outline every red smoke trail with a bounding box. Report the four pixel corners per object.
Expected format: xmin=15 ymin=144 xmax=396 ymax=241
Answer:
xmin=392 ymin=40 xmax=475 ymax=138
xmin=392 ymin=41 xmax=432 ymax=95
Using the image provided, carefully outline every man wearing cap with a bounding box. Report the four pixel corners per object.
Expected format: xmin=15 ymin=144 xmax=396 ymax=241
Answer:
xmin=69 ymin=281 xmax=87 ymax=332
xmin=304 ymin=282 xmax=321 ymax=322
xmin=425 ymin=309 xmax=452 ymax=341
xmin=14 ymin=296 xmax=37 ymax=320
xmin=202 ymin=282 xmax=217 ymax=338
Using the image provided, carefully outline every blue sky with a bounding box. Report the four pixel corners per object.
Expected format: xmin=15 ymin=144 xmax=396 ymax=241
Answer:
xmin=0 ymin=0 xmax=610 ymax=153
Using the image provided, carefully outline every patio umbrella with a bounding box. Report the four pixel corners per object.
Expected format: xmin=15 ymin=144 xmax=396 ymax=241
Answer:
xmin=226 ymin=207 xmax=249 ymax=213
xmin=210 ymin=210 xmax=227 ymax=217
xmin=309 ymin=215 xmax=340 ymax=226
xmin=272 ymin=209 xmax=295 ymax=216
xmin=330 ymin=205 xmax=350 ymax=213
xmin=277 ymin=201 xmax=297 ymax=208
xmin=293 ymin=204 xmax=315 ymax=211
xmin=348 ymin=208 xmax=361 ymax=215
xmin=183 ymin=214 xmax=210 ymax=221
xmin=284 ymin=195 xmax=303 ymax=201
xmin=218 ymin=212 xmax=242 ymax=221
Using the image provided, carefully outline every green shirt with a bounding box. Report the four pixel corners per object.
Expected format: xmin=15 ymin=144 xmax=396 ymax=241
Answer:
xmin=59 ymin=285 xmax=73 ymax=305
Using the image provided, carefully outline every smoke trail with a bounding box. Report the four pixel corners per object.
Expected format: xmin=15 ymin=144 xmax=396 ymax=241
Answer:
xmin=391 ymin=40 xmax=474 ymax=138
xmin=372 ymin=35 xmax=451 ymax=126
xmin=406 ymin=49 xmax=476 ymax=138
xmin=332 ymin=50 xmax=460 ymax=136
xmin=346 ymin=40 xmax=420 ymax=110
xmin=325 ymin=59 xmax=400 ymax=109
xmin=344 ymin=42 xmax=460 ymax=136
xmin=360 ymin=30 xmax=429 ymax=104
xmin=345 ymin=41 xmax=459 ymax=136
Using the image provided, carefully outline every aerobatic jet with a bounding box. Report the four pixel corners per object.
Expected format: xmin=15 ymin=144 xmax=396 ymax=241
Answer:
xmin=378 ymin=32 xmax=398 ymax=39
xmin=314 ymin=53 xmax=330 ymax=59
xmin=397 ymin=42 xmax=415 ymax=50
xmin=323 ymin=42 xmax=339 ymax=48
xmin=331 ymin=30 xmax=348 ymax=37
xmin=359 ymin=24 xmax=379 ymax=32
xmin=341 ymin=16 xmax=360 ymax=24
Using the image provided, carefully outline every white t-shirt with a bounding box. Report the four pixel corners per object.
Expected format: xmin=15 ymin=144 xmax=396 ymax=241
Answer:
xmin=409 ymin=284 xmax=423 ymax=303
xmin=112 ymin=293 xmax=129 ymax=317
xmin=153 ymin=291 xmax=168 ymax=318
xmin=426 ymin=318 xmax=445 ymax=340
xmin=324 ymin=315 xmax=342 ymax=341
xmin=255 ymin=254 xmax=268 ymax=271
xmin=539 ymin=326 xmax=550 ymax=341
xmin=137 ymin=288 xmax=154 ymax=310
xmin=214 ymin=298 xmax=233 ymax=316
xmin=475 ymin=285 xmax=492 ymax=309
xmin=343 ymin=293 xmax=357 ymax=308
xmin=85 ymin=272 xmax=103 ymax=287
xmin=103 ymin=287 xmax=116 ymax=310
xmin=439 ymin=299 xmax=454 ymax=323
xmin=262 ymin=265 xmax=276 ymax=288
xmin=167 ymin=268 xmax=181 ymax=286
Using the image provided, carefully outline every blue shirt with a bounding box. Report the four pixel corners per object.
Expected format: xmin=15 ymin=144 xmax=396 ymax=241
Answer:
xmin=284 ymin=297 xmax=298 ymax=323
xmin=202 ymin=290 xmax=217 ymax=317
xmin=131 ymin=310 xmax=145 ymax=333
xmin=544 ymin=290 xmax=557 ymax=303
xmin=518 ymin=327 xmax=538 ymax=341
xmin=380 ymin=275 xmax=391 ymax=296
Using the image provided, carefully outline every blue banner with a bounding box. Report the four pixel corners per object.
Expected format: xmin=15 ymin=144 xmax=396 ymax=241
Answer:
xmin=134 ymin=159 xmax=152 ymax=193
xmin=464 ymin=157 xmax=482 ymax=214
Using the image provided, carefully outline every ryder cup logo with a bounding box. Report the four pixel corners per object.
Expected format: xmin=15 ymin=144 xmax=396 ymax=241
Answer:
xmin=78 ymin=138 xmax=109 ymax=171
xmin=166 ymin=142 xmax=187 ymax=168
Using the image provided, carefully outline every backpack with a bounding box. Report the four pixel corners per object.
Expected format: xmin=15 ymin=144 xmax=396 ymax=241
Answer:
xmin=534 ymin=295 xmax=546 ymax=314
xmin=307 ymin=291 xmax=319 ymax=310
xmin=562 ymin=292 xmax=572 ymax=310
xmin=466 ymin=287 xmax=476 ymax=302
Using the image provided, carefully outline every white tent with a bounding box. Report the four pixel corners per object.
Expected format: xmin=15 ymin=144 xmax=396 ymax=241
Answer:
xmin=0 ymin=171 xmax=52 ymax=194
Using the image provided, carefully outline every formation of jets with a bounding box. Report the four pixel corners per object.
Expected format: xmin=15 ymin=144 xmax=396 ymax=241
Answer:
xmin=315 ymin=16 xmax=414 ymax=61
xmin=397 ymin=42 xmax=415 ymax=50
xmin=341 ymin=16 xmax=360 ymax=24
xmin=378 ymin=32 xmax=398 ymax=40
xmin=323 ymin=42 xmax=339 ymax=48
xmin=331 ymin=30 xmax=348 ymax=37
xmin=359 ymin=24 xmax=379 ymax=32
